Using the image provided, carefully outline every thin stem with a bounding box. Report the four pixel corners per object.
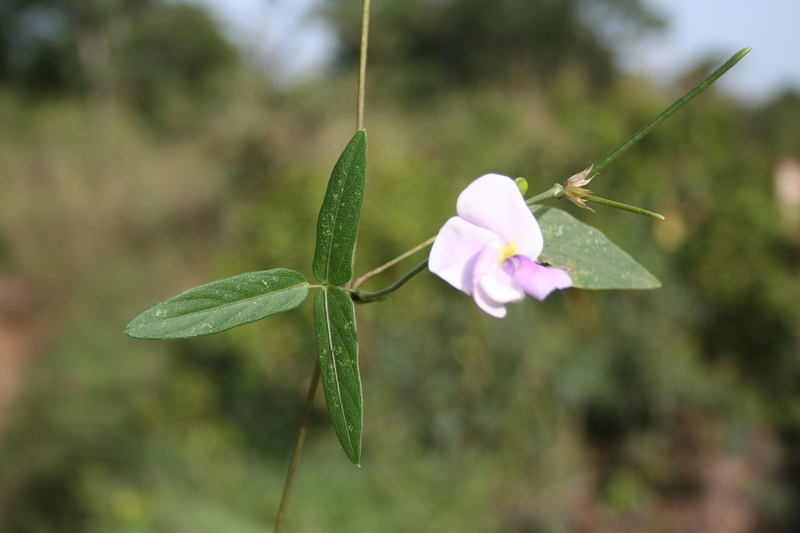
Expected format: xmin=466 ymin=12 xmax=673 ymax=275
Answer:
xmin=584 ymin=195 xmax=665 ymax=219
xmin=275 ymin=2 xmax=370 ymax=531
xmin=274 ymin=361 xmax=321 ymax=533
xmin=346 ymin=0 xmax=371 ymax=288
xmin=592 ymin=47 xmax=751 ymax=174
xmin=526 ymin=184 xmax=564 ymax=206
xmin=356 ymin=0 xmax=371 ymax=132
xmin=353 ymin=259 xmax=429 ymax=303
xmin=352 ymin=236 xmax=436 ymax=289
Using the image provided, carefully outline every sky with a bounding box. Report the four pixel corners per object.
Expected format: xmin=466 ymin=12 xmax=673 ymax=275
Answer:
xmin=194 ymin=0 xmax=800 ymax=103
xmin=620 ymin=0 xmax=800 ymax=102
xmin=190 ymin=0 xmax=337 ymax=83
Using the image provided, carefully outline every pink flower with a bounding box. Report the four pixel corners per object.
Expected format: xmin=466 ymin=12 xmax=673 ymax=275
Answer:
xmin=429 ymin=174 xmax=572 ymax=317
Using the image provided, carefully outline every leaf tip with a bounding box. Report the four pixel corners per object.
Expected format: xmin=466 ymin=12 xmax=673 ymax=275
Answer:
xmin=124 ymin=321 xmax=140 ymax=338
xmin=643 ymin=276 xmax=662 ymax=290
xmin=343 ymin=446 xmax=361 ymax=465
xmin=124 ymin=326 xmax=152 ymax=340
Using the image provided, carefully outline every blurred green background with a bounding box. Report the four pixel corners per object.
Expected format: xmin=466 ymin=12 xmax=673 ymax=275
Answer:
xmin=2 ymin=1 xmax=800 ymax=531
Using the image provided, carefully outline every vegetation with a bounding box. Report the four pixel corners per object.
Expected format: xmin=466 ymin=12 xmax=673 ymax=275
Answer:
xmin=1 ymin=1 xmax=799 ymax=531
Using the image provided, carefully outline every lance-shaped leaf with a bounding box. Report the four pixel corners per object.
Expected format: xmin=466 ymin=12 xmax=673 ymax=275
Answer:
xmin=531 ymin=206 xmax=660 ymax=290
xmin=313 ymin=130 xmax=367 ymax=286
xmin=313 ymin=286 xmax=362 ymax=464
xmin=126 ymin=269 xmax=309 ymax=339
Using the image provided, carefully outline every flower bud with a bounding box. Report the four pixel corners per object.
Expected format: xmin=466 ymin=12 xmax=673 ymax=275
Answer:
xmin=514 ymin=177 xmax=528 ymax=196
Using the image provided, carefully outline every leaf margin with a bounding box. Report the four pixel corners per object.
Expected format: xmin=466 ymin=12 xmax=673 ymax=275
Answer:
xmin=532 ymin=205 xmax=661 ymax=290
xmin=125 ymin=268 xmax=309 ymax=340
xmin=313 ymin=285 xmax=363 ymax=465
xmin=312 ymin=129 xmax=368 ymax=286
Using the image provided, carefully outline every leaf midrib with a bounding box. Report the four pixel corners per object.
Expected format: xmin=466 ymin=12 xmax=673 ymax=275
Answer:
xmin=323 ymin=288 xmax=355 ymax=454
xmin=323 ymin=149 xmax=358 ymax=284
xmin=544 ymin=237 xmax=658 ymax=283
xmin=129 ymin=282 xmax=307 ymax=331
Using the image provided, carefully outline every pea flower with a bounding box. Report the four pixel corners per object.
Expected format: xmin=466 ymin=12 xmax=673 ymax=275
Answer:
xmin=429 ymin=174 xmax=572 ymax=318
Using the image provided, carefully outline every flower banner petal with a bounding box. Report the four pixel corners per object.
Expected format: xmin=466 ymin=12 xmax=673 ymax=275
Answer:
xmin=456 ymin=174 xmax=543 ymax=258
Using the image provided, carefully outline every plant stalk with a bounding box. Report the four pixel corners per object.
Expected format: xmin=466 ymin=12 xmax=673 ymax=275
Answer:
xmin=353 ymin=259 xmax=430 ymax=303
xmin=592 ymin=47 xmax=751 ymax=174
xmin=347 ymin=0 xmax=372 ymax=287
xmin=356 ymin=0 xmax=371 ymax=132
xmin=584 ymin=195 xmax=665 ymax=219
xmin=526 ymin=184 xmax=564 ymax=206
xmin=352 ymin=236 xmax=436 ymax=289
xmin=276 ymin=3 xmax=372 ymax=529
xmin=274 ymin=361 xmax=321 ymax=533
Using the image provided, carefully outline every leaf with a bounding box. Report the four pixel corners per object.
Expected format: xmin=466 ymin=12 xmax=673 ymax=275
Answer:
xmin=126 ymin=269 xmax=309 ymax=339
xmin=313 ymin=286 xmax=362 ymax=464
xmin=531 ymin=206 xmax=661 ymax=290
xmin=313 ymin=130 xmax=368 ymax=285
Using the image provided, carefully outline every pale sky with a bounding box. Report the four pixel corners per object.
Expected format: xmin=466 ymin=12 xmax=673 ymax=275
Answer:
xmin=193 ymin=0 xmax=800 ymax=103
xmin=190 ymin=0 xmax=336 ymax=83
xmin=620 ymin=0 xmax=800 ymax=102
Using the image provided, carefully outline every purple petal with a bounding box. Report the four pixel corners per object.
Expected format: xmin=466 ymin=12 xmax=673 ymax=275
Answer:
xmin=512 ymin=256 xmax=572 ymax=301
xmin=429 ymin=216 xmax=500 ymax=294
xmin=456 ymin=174 xmax=543 ymax=259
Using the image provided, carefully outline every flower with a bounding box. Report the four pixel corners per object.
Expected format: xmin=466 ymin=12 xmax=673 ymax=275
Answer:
xmin=429 ymin=173 xmax=572 ymax=317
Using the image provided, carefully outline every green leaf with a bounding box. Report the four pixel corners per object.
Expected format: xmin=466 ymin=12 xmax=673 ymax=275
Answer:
xmin=126 ymin=269 xmax=309 ymax=339
xmin=313 ymin=286 xmax=362 ymax=464
xmin=532 ymin=206 xmax=661 ymax=290
xmin=313 ymin=130 xmax=368 ymax=285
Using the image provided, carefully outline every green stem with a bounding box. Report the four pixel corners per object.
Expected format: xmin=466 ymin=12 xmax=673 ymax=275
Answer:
xmin=346 ymin=0 xmax=371 ymax=287
xmin=352 ymin=236 xmax=436 ymax=290
xmin=353 ymin=259 xmax=430 ymax=303
xmin=274 ymin=361 xmax=321 ymax=533
xmin=276 ymin=2 xmax=371 ymax=530
xmin=584 ymin=195 xmax=665 ymax=219
xmin=526 ymin=184 xmax=564 ymax=206
xmin=592 ymin=47 xmax=751 ymax=174
xmin=356 ymin=0 xmax=371 ymax=132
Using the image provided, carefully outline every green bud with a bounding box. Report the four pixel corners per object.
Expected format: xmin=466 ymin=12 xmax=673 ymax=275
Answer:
xmin=514 ymin=177 xmax=528 ymax=196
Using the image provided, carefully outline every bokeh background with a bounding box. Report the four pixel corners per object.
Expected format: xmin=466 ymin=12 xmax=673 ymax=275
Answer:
xmin=2 ymin=1 xmax=800 ymax=532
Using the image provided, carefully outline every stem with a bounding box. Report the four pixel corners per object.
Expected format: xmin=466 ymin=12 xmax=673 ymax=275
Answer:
xmin=592 ymin=47 xmax=751 ymax=174
xmin=356 ymin=0 xmax=371 ymax=132
xmin=584 ymin=195 xmax=665 ymax=219
xmin=353 ymin=259 xmax=430 ymax=303
xmin=275 ymin=5 xmax=372 ymax=528
xmin=526 ymin=184 xmax=564 ymax=206
xmin=346 ymin=0 xmax=371 ymax=287
xmin=352 ymin=236 xmax=436 ymax=289
xmin=274 ymin=361 xmax=321 ymax=533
